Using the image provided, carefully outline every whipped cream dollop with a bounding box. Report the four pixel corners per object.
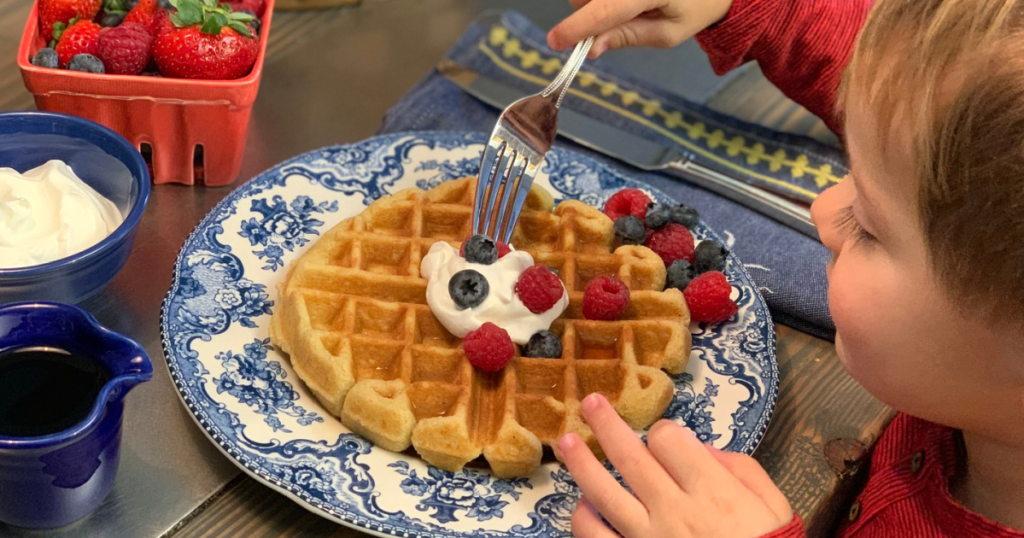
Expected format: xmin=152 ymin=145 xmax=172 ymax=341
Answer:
xmin=420 ymin=242 xmax=568 ymax=345
xmin=0 ymin=160 xmax=124 ymax=269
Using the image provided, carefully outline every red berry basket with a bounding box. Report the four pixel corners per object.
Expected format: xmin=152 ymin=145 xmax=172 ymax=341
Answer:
xmin=16 ymin=0 xmax=275 ymax=186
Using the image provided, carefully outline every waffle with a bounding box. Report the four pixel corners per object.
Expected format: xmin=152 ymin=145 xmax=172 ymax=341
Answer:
xmin=270 ymin=178 xmax=691 ymax=477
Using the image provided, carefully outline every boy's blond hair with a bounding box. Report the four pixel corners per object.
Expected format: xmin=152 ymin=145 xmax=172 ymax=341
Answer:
xmin=840 ymin=0 xmax=1024 ymax=320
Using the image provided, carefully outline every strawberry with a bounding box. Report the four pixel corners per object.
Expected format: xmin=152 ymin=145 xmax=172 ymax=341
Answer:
xmin=124 ymin=0 xmax=162 ymax=35
xmin=152 ymin=0 xmax=258 ymax=80
xmin=55 ymin=20 xmax=101 ymax=68
xmin=98 ymin=22 xmax=153 ymax=75
xmin=39 ymin=0 xmax=101 ymax=42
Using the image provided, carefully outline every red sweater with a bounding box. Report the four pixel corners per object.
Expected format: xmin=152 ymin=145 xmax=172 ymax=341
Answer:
xmin=695 ymin=1 xmax=1024 ymax=536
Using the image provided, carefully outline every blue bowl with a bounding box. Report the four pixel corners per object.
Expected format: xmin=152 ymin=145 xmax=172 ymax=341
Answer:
xmin=0 ymin=112 xmax=150 ymax=305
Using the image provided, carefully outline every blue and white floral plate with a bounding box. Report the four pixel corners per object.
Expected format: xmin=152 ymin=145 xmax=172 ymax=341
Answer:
xmin=161 ymin=131 xmax=777 ymax=537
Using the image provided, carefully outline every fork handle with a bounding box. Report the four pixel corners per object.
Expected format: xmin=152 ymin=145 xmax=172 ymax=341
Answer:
xmin=542 ymin=37 xmax=594 ymax=109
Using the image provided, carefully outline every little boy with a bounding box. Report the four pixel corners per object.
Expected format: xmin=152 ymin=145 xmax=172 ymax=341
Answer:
xmin=548 ymin=0 xmax=1024 ymax=536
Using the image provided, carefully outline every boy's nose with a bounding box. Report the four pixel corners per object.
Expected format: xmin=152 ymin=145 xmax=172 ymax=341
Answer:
xmin=811 ymin=180 xmax=851 ymax=256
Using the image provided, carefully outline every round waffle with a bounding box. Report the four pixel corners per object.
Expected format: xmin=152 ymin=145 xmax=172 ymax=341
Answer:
xmin=271 ymin=178 xmax=691 ymax=477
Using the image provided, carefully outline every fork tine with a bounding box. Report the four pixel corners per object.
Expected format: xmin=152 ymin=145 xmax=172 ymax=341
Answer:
xmin=482 ymin=146 xmax=517 ymax=237
xmin=474 ymin=37 xmax=593 ymax=241
xmin=473 ymin=138 xmax=505 ymax=235
xmin=473 ymin=138 xmax=503 ymax=234
xmin=499 ymin=159 xmax=541 ymax=244
xmin=493 ymin=154 xmax=528 ymax=241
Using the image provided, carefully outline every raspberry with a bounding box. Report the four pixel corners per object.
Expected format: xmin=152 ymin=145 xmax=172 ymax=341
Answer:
xmin=515 ymin=265 xmax=565 ymax=314
xmin=683 ymin=271 xmax=738 ymax=323
xmin=224 ymin=0 xmax=267 ymax=17
xmin=644 ymin=223 xmax=695 ymax=267
xmin=582 ymin=276 xmax=630 ymax=321
xmin=97 ymin=22 xmax=153 ymax=75
xmin=463 ymin=322 xmax=515 ymax=372
xmin=629 ymin=195 xmax=650 ymax=221
xmin=459 ymin=235 xmax=511 ymax=260
xmin=603 ymin=189 xmax=651 ymax=221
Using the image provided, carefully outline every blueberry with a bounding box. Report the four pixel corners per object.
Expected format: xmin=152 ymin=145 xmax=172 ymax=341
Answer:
xmin=449 ymin=269 xmax=489 ymax=309
xmin=645 ymin=203 xmax=671 ymax=229
xmin=67 ymin=54 xmax=105 ymax=74
xmin=100 ymin=13 xmax=124 ymax=27
xmin=613 ymin=216 xmax=645 ymax=245
xmin=665 ymin=260 xmax=695 ymax=291
xmin=30 ymin=47 xmax=58 ymax=69
xmin=157 ymin=0 xmax=172 ymax=8
xmin=463 ymin=234 xmax=498 ymax=265
xmin=124 ymin=0 xmax=140 ymax=9
xmin=694 ymin=240 xmax=729 ymax=273
xmin=670 ymin=204 xmax=700 ymax=229
xmin=522 ymin=331 xmax=562 ymax=358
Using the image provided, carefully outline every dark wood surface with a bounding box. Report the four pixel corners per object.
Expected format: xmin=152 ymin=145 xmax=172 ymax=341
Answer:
xmin=0 ymin=2 xmax=894 ymax=536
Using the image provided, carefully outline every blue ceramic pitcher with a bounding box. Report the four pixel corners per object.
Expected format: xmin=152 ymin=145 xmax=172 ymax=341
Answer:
xmin=0 ymin=302 xmax=152 ymax=529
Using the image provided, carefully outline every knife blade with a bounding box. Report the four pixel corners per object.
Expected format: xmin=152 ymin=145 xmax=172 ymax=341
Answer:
xmin=437 ymin=58 xmax=818 ymax=239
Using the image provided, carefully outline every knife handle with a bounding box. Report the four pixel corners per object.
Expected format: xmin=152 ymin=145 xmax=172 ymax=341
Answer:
xmin=665 ymin=160 xmax=820 ymax=240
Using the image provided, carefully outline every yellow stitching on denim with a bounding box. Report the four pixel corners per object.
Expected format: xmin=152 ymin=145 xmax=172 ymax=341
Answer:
xmin=483 ymin=28 xmax=844 ymax=192
xmin=479 ymin=39 xmax=818 ymax=199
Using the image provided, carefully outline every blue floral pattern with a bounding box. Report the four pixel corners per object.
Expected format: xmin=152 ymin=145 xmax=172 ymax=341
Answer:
xmin=415 ymin=158 xmax=479 ymax=191
xmin=213 ymin=338 xmax=324 ymax=432
xmin=665 ymin=373 xmax=722 ymax=444
xmin=389 ymin=462 xmax=532 ymax=524
xmin=161 ymin=131 xmax=777 ymax=538
xmin=239 ymin=195 xmax=338 ymax=271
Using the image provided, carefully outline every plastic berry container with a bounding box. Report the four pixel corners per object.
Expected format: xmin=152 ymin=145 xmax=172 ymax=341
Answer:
xmin=16 ymin=0 xmax=275 ymax=186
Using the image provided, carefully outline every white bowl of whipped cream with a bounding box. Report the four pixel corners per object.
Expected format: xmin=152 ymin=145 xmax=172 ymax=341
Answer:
xmin=0 ymin=112 xmax=150 ymax=305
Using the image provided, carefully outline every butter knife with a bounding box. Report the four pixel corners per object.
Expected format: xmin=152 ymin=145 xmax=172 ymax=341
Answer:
xmin=438 ymin=58 xmax=818 ymax=239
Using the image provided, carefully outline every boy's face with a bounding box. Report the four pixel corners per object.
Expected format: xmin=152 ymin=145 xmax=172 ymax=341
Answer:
xmin=811 ymin=92 xmax=1024 ymax=436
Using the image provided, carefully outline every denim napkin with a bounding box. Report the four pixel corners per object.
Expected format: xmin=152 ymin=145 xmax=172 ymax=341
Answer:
xmin=377 ymin=10 xmax=844 ymax=340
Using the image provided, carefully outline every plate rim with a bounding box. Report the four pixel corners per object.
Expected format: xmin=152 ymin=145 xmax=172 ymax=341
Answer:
xmin=160 ymin=129 xmax=779 ymax=537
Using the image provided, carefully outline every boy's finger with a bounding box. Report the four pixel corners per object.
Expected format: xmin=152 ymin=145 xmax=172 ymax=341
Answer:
xmin=707 ymin=447 xmax=793 ymax=522
xmin=578 ymin=393 xmax=679 ymax=502
xmin=646 ymin=419 xmax=738 ymax=493
xmin=548 ymin=0 xmax=656 ymax=50
xmin=558 ymin=432 xmax=649 ymax=535
xmin=590 ymin=17 xmax=691 ymax=57
xmin=571 ymin=497 xmax=624 ymax=538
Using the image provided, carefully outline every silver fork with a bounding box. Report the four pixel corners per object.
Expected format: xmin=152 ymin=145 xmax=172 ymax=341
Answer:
xmin=472 ymin=36 xmax=594 ymax=243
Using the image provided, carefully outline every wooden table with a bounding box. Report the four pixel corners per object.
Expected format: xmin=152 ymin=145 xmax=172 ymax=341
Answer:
xmin=0 ymin=1 xmax=893 ymax=536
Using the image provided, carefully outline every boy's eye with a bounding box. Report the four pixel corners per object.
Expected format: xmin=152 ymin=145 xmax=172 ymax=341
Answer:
xmin=835 ymin=206 xmax=876 ymax=245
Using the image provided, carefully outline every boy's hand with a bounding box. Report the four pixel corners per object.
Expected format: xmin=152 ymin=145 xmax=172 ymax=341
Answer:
xmin=547 ymin=0 xmax=735 ymax=58
xmin=558 ymin=393 xmax=794 ymax=538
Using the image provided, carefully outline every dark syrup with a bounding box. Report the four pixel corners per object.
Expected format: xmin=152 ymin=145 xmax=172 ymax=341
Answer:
xmin=0 ymin=348 xmax=111 ymax=438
